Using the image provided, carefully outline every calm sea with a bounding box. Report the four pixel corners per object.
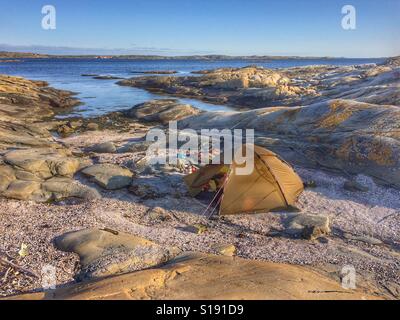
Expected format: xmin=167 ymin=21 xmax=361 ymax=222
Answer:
xmin=0 ymin=58 xmax=384 ymax=118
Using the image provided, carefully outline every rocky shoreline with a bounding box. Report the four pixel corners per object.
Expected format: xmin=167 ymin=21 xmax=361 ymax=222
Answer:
xmin=0 ymin=59 xmax=399 ymax=300
xmin=117 ymin=59 xmax=399 ymax=109
xmin=119 ymin=58 xmax=400 ymax=189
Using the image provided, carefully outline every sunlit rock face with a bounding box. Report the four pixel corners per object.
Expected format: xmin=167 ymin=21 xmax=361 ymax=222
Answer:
xmin=119 ymin=58 xmax=400 ymax=109
xmin=0 ymin=74 xmax=97 ymax=202
xmin=179 ymin=99 xmax=400 ymax=188
xmin=124 ymin=99 xmax=201 ymax=124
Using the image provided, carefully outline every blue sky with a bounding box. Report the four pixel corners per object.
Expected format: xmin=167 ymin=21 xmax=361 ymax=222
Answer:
xmin=0 ymin=0 xmax=399 ymax=57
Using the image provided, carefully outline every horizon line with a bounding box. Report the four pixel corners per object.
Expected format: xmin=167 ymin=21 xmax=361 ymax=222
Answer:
xmin=0 ymin=50 xmax=392 ymax=60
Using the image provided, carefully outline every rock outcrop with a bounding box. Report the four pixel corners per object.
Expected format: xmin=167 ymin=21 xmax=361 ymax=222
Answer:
xmin=54 ymin=228 xmax=179 ymax=281
xmin=131 ymin=70 xmax=178 ymax=74
xmin=179 ymin=99 xmax=400 ymax=188
xmin=93 ymin=75 xmax=124 ymax=80
xmin=0 ymin=75 xmax=80 ymax=123
xmin=279 ymin=58 xmax=399 ymax=107
xmin=124 ymin=99 xmax=201 ymax=124
xmin=285 ymin=213 xmax=331 ymax=240
xmin=81 ymin=164 xmax=134 ymax=190
xmin=118 ymin=66 xmax=316 ymax=108
xmin=0 ymin=148 xmax=98 ymax=201
xmin=10 ymin=252 xmax=379 ymax=300
xmin=118 ymin=59 xmax=399 ymax=109
xmin=4 ymin=148 xmax=80 ymax=179
xmin=382 ymin=56 xmax=400 ymax=68
xmin=41 ymin=177 xmax=101 ymax=201
xmin=0 ymin=74 xmax=99 ymax=201
xmin=89 ymin=141 xmax=117 ymax=153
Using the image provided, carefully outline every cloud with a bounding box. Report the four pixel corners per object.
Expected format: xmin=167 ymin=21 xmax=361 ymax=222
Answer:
xmin=0 ymin=44 xmax=214 ymax=56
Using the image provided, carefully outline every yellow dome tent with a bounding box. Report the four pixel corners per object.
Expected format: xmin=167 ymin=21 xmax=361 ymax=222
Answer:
xmin=184 ymin=145 xmax=304 ymax=216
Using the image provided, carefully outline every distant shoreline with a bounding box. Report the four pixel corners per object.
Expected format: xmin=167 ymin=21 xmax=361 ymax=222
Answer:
xmin=0 ymin=51 xmax=389 ymax=61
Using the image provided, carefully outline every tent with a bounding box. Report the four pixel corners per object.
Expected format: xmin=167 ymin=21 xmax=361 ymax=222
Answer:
xmin=184 ymin=145 xmax=304 ymax=215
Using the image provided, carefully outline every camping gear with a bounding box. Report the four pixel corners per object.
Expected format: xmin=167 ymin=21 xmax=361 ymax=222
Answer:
xmin=184 ymin=145 xmax=304 ymax=216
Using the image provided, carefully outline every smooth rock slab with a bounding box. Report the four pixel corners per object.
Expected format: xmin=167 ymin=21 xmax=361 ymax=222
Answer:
xmin=54 ymin=228 xmax=179 ymax=280
xmin=4 ymin=148 xmax=80 ymax=179
xmin=2 ymin=180 xmax=41 ymax=200
xmin=0 ymin=164 xmax=16 ymax=192
xmin=125 ymin=99 xmax=200 ymax=124
xmin=0 ymin=121 xmax=55 ymax=150
xmin=81 ymin=164 xmax=133 ymax=190
xmin=344 ymin=180 xmax=369 ymax=192
xmin=14 ymin=170 xmax=43 ymax=182
xmin=89 ymin=142 xmax=117 ymax=154
xmin=41 ymin=177 xmax=101 ymax=201
xmin=11 ymin=252 xmax=380 ymax=300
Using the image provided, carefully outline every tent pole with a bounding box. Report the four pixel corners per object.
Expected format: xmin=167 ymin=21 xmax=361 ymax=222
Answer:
xmin=207 ymin=195 xmax=223 ymax=219
xmin=201 ymin=186 xmax=224 ymax=217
